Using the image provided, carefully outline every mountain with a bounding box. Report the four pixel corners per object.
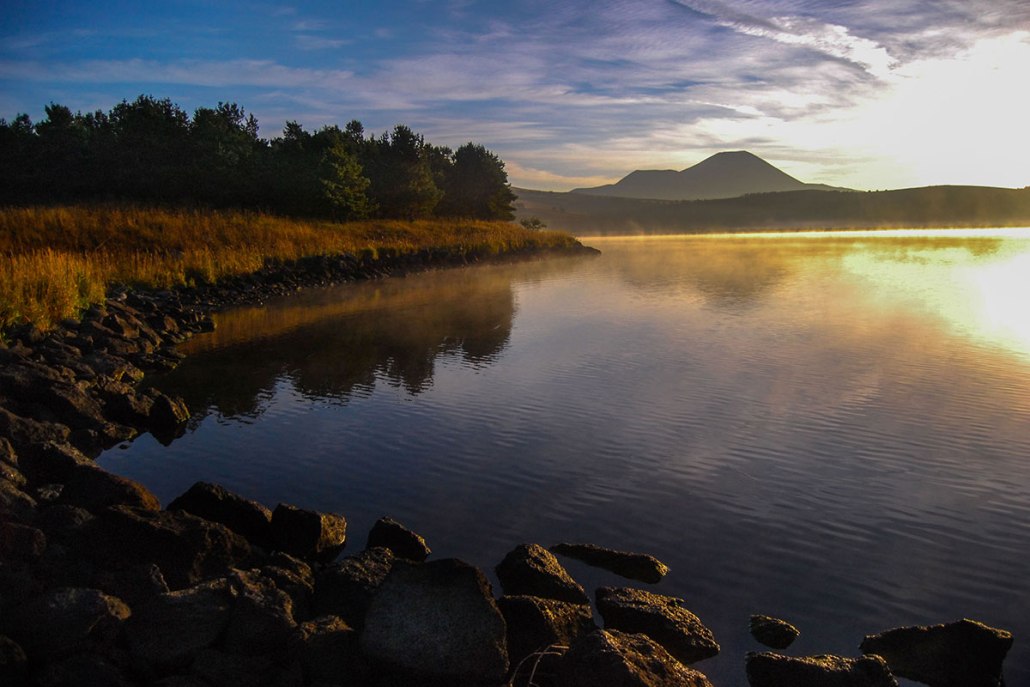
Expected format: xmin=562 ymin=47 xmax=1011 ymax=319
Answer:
xmin=571 ymin=150 xmax=844 ymax=201
xmin=514 ymin=185 xmax=1030 ymax=236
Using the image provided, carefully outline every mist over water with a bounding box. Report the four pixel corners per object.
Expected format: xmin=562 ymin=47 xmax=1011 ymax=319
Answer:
xmin=100 ymin=230 xmax=1030 ymax=685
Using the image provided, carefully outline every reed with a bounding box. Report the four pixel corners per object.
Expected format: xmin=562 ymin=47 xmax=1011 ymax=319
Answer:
xmin=0 ymin=204 xmax=579 ymax=331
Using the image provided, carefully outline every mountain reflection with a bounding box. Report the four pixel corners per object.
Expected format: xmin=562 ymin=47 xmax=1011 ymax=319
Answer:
xmin=148 ymin=267 xmax=519 ymax=419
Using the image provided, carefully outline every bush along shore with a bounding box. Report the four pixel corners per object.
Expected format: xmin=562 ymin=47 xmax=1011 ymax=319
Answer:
xmin=0 ymin=238 xmax=1015 ymax=687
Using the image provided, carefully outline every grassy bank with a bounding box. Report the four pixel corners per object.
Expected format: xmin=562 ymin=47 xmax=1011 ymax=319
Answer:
xmin=0 ymin=204 xmax=581 ymax=331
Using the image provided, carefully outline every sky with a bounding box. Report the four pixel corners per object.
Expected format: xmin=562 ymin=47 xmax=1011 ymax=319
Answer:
xmin=1 ymin=0 xmax=1029 ymax=191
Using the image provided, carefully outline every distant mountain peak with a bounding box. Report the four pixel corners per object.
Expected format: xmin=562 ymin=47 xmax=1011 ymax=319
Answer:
xmin=571 ymin=151 xmax=836 ymax=201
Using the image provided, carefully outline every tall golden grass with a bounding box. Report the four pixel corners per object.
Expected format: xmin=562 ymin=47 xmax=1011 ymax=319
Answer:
xmin=0 ymin=205 xmax=580 ymax=331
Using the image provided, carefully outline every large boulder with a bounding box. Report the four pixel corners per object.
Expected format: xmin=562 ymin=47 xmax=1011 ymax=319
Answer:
xmin=498 ymin=595 xmax=597 ymax=665
xmin=313 ymin=546 xmax=395 ymax=628
xmin=360 ymin=558 xmax=509 ymax=683
xmin=125 ymin=578 xmax=235 ymax=669
xmin=60 ymin=462 xmax=161 ymax=512
xmin=222 ymin=569 xmax=297 ymax=656
xmin=294 ymin=615 xmax=368 ymax=685
xmin=496 ymin=543 xmax=589 ymax=604
xmin=557 ymin=629 xmax=714 ymax=687
xmin=0 ymin=479 xmax=37 ymax=523
xmin=0 ymin=522 xmax=46 ymax=562
xmin=3 ymin=587 xmax=130 ymax=661
xmin=750 ymin=614 xmax=800 ymax=650
xmin=595 ymin=587 xmax=719 ymax=665
xmin=746 ymin=652 xmax=898 ymax=687
xmin=366 ymin=515 xmax=431 ymax=562
xmin=0 ymin=407 xmax=70 ymax=458
xmin=167 ymin=482 xmax=272 ymax=548
xmin=86 ymin=505 xmax=252 ymax=590
xmin=860 ymin=618 xmax=1012 ymax=687
xmin=270 ymin=503 xmax=347 ymax=562
xmin=551 ymin=543 xmax=670 ymax=583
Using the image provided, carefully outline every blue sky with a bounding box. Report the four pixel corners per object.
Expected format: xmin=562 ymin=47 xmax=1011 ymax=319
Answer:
xmin=2 ymin=0 xmax=1028 ymax=191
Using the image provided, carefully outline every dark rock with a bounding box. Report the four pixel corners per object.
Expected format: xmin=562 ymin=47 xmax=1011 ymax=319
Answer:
xmin=60 ymin=462 xmax=161 ymax=511
xmin=0 ymin=407 xmax=71 ymax=457
xmin=3 ymin=587 xmax=130 ymax=661
xmin=0 ymin=635 xmax=29 ymax=687
xmin=360 ymin=558 xmax=509 ymax=683
xmin=168 ymin=481 xmax=272 ymax=548
xmin=147 ymin=391 xmax=190 ymax=437
xmin=79 ymin=351 xmax=144 ymax=383
xmin=35 ymin=652 xmax=133 ymax=687
xmin=595 ymin=587 xmax=719 ymax=665
xmin=100 ymin=384 xmax=155 ymax=428
xmin=270 ymin=503 xmax=347 ymax=562
xmin=223 ymin=569 xmax=297 ymax=656
xmin=860 ymin=618 xmax=1012 ymax=687
xmin=125 ymin=578 xmax=235 ymax=669
xmin=746 ymin=652 xmax=898 ymax=687
xmin=0 ymin=522 xmax=46 ymax=561
xmin=498 ymin=594 xmax=597 ymax=665
xmin=294 ymin=615 xmax=368 ymax=685
xmin=496 ymin=543 xmax=589 ymax=604
xmin=87 ymin=505 xmax=252 ymax=590
xmin=190 ymin=648 xmax=302 ymax=687
xmin=750 ymin=614 xmax=800 ymax=650
xmin=93 ymin=563 xmax=170 ymax=607
xmin=366 ymin=515 xmax=431 ymax=561
xmin=0 ymin=478 xmax=37 ymax=522
xmin=35 ymin=504 xmax=95 ymax=542
xmin=260 ymin=556 xmax=315 ymax=622
xmin=557 ymin=629 xmax=714 ymax=687
xmin=551 ymin=543 xmax=670 ymax=583
xmin=313 ymin=546 xmax=395 ymax=628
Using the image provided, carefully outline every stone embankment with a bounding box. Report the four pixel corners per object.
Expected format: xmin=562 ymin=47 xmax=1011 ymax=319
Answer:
xmin=0 ymin=244 xmax=1015 ymax=686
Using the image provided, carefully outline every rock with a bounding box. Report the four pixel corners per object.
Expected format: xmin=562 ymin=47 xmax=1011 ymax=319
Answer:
xmin=190 ymin=648 xmax=302 ymax=687
xmin=270 ymin=503 xmax=347 ymax=562
xmin=746 ymin=652 xmax=898 ymax=687
xmin=860 ymin=618 xmax=1012 ymax=687
xmin=125 ymin=578 xmax=235 ymax=669
xmin=60 ymin=462 xmax=161 ymax=512
xmin=0 ymin=407 xmax=71 ymax=458
xmin=750 ymin=614 xmax=800 ymax=650
xmin=557 ymin=629 xmax=714 ymax=687
xmin=93 ymin=563 xmax=170 ymax=607
xmin=498 ymin=595 xmax=597 ymax=665
xmin=34 ymin=652 xmax=134 ymax=687
xmin=360 ymin=558 xmax=509 ymax=682
xmin=595 ymin=587 xmax=719 ymax=665
xmin=313 ymin=546 xmax=395 ymax=628
xmin=34 ymin=504 xmax=95 ymax=542
xmin=0 ymin=478 xmax=37 ymax=522
xmin=87 ymin=505 xmax=252 ymax=590
xmin=167 ymin=481 xmax=272 ymax=548
xmin=3 ymin=587 xmax=130 ymax=661
xmin=294 ymin=615 xmax=368 ymax=685
xmin=496 ymin=543 xmax=589 ymax=604
xmin=366 ymin=515 xmax=431 ymax=561
xmin=0 ymin=635 xmax=29 ymax=687
xmin=100 ymin=384 xmax=155 ymax=428
xmin=551 ymin=543 xmax=670 ymax=584
xmin=260 ymin=553 xmax=315 ymax=621
xmin=0 ymin=522 xmax=46 ymax=561
xmin=147 ymin=391 xmax=190 ymax=441
xmin=223 ymin=569 xmax=297 ymax=656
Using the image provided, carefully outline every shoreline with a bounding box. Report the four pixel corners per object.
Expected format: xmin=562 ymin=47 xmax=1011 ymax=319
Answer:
xmin=0 ymin=241 xmax=1014 ymax=686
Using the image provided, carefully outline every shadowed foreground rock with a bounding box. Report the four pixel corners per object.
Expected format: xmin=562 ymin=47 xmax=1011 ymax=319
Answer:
xmin=496 ymin=543 xmax=589 ymax=605
xmin=550 ymin=542 xmax=670 ymax=583
xmin=313 ymin=546 xmax=395 ymax=629
xmin=360 ymin=558 xmax=509 ymax=683
xmin=168 ymin=481 xmax=273 ymax=548
xmin=746 ymin=652 xmax=898 ymax=687
xmin=365 ymin=515 xmax=431 ymax=562
xmin=498 ymin=594 xmax=597 ymax=665
xmin=557 ymin=629 xmax=714 ymax=687
xmin=860 ymin=618 xmax=1013 ymax=687
xmin=270 ymin=503 xmax=347 ymax=563
xmin=596 ymin=587 xmax=719 ymax=665
xmin=750 ymin=614 xmax=800 ymax=650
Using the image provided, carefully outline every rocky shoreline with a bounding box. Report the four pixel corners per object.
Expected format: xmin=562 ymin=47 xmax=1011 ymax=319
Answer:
xmin=0 ymin=243 xmax=1015 ymax=686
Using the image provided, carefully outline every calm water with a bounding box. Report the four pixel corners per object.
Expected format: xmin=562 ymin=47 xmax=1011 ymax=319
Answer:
xmin=100 ymin=230 xmax=1030 ymax=685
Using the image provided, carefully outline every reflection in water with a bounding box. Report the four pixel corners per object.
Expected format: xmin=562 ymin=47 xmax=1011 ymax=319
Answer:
xmin=103 ymin=231 xmax=1030 ymax=686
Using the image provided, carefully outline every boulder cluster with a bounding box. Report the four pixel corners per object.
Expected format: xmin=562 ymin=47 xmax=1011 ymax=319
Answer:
xmin=0 ymin=246 xmax=1015 ymax=686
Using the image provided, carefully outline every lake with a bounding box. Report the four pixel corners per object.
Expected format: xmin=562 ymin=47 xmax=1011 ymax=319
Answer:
xmin=99 ymin=229 xmax=1030 ymax=685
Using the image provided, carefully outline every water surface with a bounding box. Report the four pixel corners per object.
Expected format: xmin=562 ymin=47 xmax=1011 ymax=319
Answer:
xmin=101 ymin=230 xmax=1030 ymax=685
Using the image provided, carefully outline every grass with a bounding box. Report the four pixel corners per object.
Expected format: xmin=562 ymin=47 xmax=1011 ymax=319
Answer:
xmin=0 ymin=204 xmax=582 ymax=331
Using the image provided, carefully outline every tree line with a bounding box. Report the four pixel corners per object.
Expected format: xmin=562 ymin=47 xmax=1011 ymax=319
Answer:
xmin=0 ymin=95 xmax=517 ymax=221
